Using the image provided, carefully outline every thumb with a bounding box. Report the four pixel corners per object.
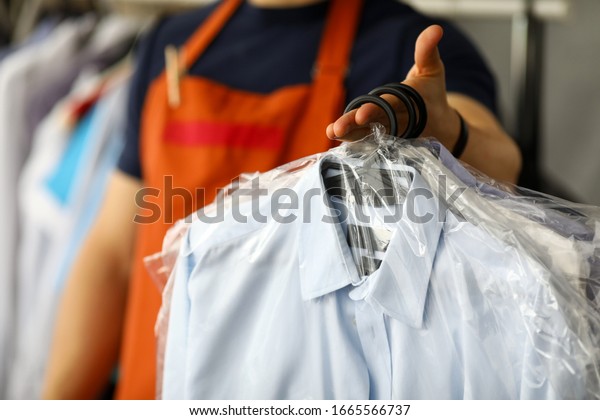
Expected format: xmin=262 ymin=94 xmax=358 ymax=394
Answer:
xmin=411 ymin=25 xmax=444 ymax=78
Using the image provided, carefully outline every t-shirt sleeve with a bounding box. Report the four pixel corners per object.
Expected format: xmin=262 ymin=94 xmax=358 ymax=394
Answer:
xmin=116 ymin=24 xmax=163 ymax=180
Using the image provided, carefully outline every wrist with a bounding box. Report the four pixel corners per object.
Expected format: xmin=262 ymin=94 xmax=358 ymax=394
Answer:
xmin=426 ymin=105 xmax=461 ymax=152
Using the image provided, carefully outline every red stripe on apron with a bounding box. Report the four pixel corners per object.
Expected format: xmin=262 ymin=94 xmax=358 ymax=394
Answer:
xmin=164 ymin=121 xmax=284 ymax=149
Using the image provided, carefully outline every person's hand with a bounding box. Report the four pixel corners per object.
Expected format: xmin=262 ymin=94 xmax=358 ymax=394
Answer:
xmin=326 ymin=25 xmax=461 ymax=150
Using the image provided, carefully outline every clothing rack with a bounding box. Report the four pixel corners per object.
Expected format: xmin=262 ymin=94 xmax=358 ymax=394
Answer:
xmin=510 ymin=2 xmax=546 ymax=188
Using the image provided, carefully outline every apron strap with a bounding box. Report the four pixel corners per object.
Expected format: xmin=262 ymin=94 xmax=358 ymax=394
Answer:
xmin=180 ymin=0 xmax=243 ymax=72
xmin=313 ymin=0 xmax=363 ymax=84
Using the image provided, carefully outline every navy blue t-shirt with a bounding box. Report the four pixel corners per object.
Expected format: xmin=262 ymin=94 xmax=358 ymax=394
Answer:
xmin=118 ymin=0 xmax=497 ymax=179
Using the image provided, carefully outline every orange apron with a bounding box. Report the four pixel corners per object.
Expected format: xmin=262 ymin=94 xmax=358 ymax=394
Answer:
xmin=117 ymin=0 xmax=364 ymax=399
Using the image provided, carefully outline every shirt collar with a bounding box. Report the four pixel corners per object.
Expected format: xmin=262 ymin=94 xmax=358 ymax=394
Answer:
xmin=297 ymin=153 xmax=445 ymax=329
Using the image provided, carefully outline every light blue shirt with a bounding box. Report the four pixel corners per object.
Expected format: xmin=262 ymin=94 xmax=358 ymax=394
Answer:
xmin=162 ymin=151 xmax=596 ymax=400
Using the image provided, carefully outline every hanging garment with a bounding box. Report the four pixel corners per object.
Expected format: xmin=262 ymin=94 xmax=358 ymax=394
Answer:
xmin=0 ymin=17 xmax=96 ymax=398
xmin=118 ymin=0 xmax=364 ymax=399
xmin=156 ymin=128 xmax=600 ymax=399
xmin=0 ymin=18 xmax=58 ymax=64
xmin=0 ymin=14 xmax=139 ymax=398
xmin=26 ymin=15 xmax=139 ymax=131
xmin=8 ymin=72 xmax=130 ymax=399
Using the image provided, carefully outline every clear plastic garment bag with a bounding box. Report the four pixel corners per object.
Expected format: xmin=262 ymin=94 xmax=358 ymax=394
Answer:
xmin=147 ymin=122 xmax=600 ymax=399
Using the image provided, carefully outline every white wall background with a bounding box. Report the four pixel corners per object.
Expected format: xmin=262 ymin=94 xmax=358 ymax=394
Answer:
xmin=540 ymin=0 xmax=600 ymax=205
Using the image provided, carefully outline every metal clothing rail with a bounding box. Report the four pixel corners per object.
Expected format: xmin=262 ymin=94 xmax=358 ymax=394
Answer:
xmin=509 ymin=2 xmax=546 ymax=188
xmin=104 ymin=0 xmax=569 ymax=19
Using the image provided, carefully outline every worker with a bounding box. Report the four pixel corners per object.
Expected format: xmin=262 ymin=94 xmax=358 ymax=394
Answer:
xmin=42 ymin=0 xmax=521 ymax=399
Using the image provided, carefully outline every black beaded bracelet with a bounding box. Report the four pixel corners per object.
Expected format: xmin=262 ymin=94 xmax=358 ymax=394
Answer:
xmin=452 ymin=111 xmax=469 ymax=159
